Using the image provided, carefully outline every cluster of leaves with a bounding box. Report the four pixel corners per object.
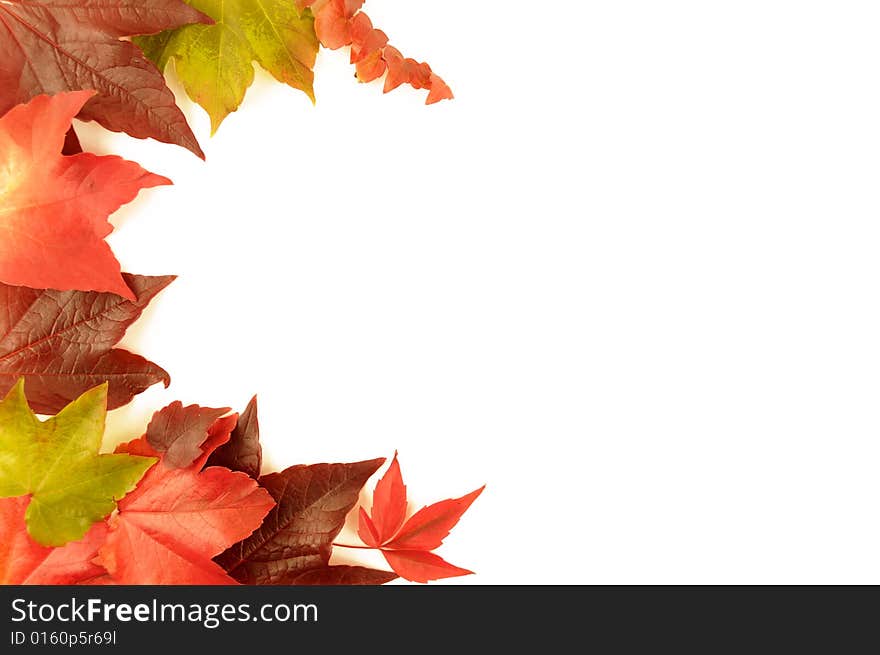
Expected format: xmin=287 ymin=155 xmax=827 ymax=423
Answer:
xmin=300 ymin=0 xmax=453 ymax=105
xmin=0 ymin=0 xmax=451 ymax=152
xmin=0 ymin=381 xmax=481 ymax=584
xmin=0 ymin=88 xmax=480 ymax=585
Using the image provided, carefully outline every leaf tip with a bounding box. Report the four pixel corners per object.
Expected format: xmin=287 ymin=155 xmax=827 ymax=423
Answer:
xmin=150 ymin=174 xmax=174 ymax=188
xmin=85 ymin=381 xmax=111 ymax=408
xmin=9 ymin=377 xmax=26 ymax=397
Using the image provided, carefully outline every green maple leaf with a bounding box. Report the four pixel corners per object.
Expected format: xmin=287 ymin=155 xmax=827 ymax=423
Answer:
xmin=0 ymin=380 xmax=156 ymax=547
xmin=136 ymin=0 xmax=319 ymax=133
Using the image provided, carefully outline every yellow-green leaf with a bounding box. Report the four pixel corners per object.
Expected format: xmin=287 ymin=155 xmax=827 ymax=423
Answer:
xmin=0 ymin=380 xmax=156 ymax=547
xmin=136 ymin=0 xmax=318 ymax=133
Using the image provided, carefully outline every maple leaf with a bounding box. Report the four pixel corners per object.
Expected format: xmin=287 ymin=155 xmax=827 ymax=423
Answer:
xmin=0 ymin=496 xmax=107 ymax=584
xmin=136 ymin=0 xmax=319 ymax=133
xmin=206 ymin=395 xmax=262 ymax=479
xmin=216 ymin=459 xmax=385 ymax=584
xmin=145 ymin=401 xmax=232 ymax=468
xmin=0 ymin=380 xmax=155 ymax=547
xmin=283 ymin=565 xmax=397 ymax=585
xmin=298 ymin=0 xmax=453 ymax=104
xmin=0 ymin=0 xmax=210 ymax=157
xmin=97 ymin=429 xmax=275 ymax=584
xmin=0 ymin=274 xmax=173 ymax=415
xmin=356 ymin=453 xmax=483 ymax=582
xmin=0 ymin=92 xmax=171 ymax=299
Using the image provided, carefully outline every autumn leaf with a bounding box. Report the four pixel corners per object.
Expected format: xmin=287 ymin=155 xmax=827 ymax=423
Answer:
xmin=0 ymin=92 xmax=171 ymax=299
xmin=136 ymin=0 xmax=319 ymax=133
xmin=356 ymin=453 xmax=483 ymax=582
xmin=145 ymin=401 xmax=232 ymax=469
xmin=0 ymin=380 xmax=155 ymax=547
xmin=0 ymin=0 xmax=210 ymax=156
xmin=97 ymin=432 xmax=275 ymax=584
xmin=298 ymin=0 xmax=452 ymax=104
xmin=216 ymin=459 xmax=384 ymax=584
xmin=0 ymin=274 xmax=173 ymax=416
xmin=283 ymin=565 xmax=397 ymax=585
xmin=383 ymin=486 xmax=484 ymax=551
xmin=381 ymin=550 xmax=471 ymax=585
xmin=0 ymin=496 xmax=107 ymax=584
xmin=357 ymin=450 xmax=405 ymax=546
xmin=206 ymin=396 xmax=262 ymax=479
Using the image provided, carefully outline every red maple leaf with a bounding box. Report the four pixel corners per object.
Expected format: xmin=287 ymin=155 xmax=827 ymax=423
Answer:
xmin=0 ymin=92 xmax=170 ymax=299
xmin=96 ymin=417 xmax=275 ymax=584
xmin=355 ymin=452 xmax=483 ymax=582
xmin=0 ymin=496 xmax=106 ymax=585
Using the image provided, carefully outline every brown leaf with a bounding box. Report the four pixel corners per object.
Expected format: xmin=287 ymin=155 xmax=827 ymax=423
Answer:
xmin=0 ymin=274 xmax=173 ymax=414
xmin=205 ymin=396 xmax=262 ymax=478
xmin=216 ymin=459 xmax=384 ymax=584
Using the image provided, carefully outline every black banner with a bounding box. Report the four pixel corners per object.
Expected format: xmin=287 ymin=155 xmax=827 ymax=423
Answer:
xmin=0 ymin=586 xmax=875 ymax=652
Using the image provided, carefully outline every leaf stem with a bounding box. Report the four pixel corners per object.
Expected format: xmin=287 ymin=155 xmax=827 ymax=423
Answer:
xmin=332 ymin=542 xmax=375 ymax=550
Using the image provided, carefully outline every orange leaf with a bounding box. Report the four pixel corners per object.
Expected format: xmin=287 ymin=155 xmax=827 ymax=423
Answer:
xmin=356 ymin=50 xmax=387 ymax=83
xmin=386 ymin=486 xmax=484 ymax=551
xmin=310 ymin=0 xmax=452 ymax=103
xmin=0 ymin=497 xmax=107 ymax=585
xmin=97 ymin=435 xmax=274 ymax=584
xmin=369 ymin=451 xmax=407 ymax=543
xmin=382 ymin=549 xmax=472 ymax=583
xmin=0 ymin=92 xmax=170 ymax=299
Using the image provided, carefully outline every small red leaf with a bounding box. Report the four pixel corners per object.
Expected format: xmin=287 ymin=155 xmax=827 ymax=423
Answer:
xmin=369 ymin=451 xmax=407 ymax=544
xmin=349 ymin=14 xmax=386 ymax=64
xmin=386 ymin=486 xmax=484 ymax=551
xmin=381 ymin=550 xmax=472 ymax=583
xmin=427 ymin=74 xmax=454 ymax=105
xmin=355 ymin=51 xmax=387 ymax=83
xmin=314 ymin=0 xmax=351 ymax=50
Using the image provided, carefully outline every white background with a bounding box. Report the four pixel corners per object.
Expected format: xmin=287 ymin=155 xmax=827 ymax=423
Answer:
xmin=77 ymin=1 xmax=880 ymax=583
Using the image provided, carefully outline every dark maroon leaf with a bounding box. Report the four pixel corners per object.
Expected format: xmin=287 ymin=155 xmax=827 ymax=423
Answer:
xmin=146 ymin=402 xmax=231 ymax=468
xmin=216 ymin=459 xmax=384 ymax=584
xmin=61 ymin=126 xmax=82 ymax=155
xmin=0 ymin=274 xmax=173 ymax=414
xmin=281 ymin=566 xmax=397 ymax=585
xmin=205 ymin=395 xmax=261 ymax=478
xmin=0 ymin=0 xmax=211 ymax=157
